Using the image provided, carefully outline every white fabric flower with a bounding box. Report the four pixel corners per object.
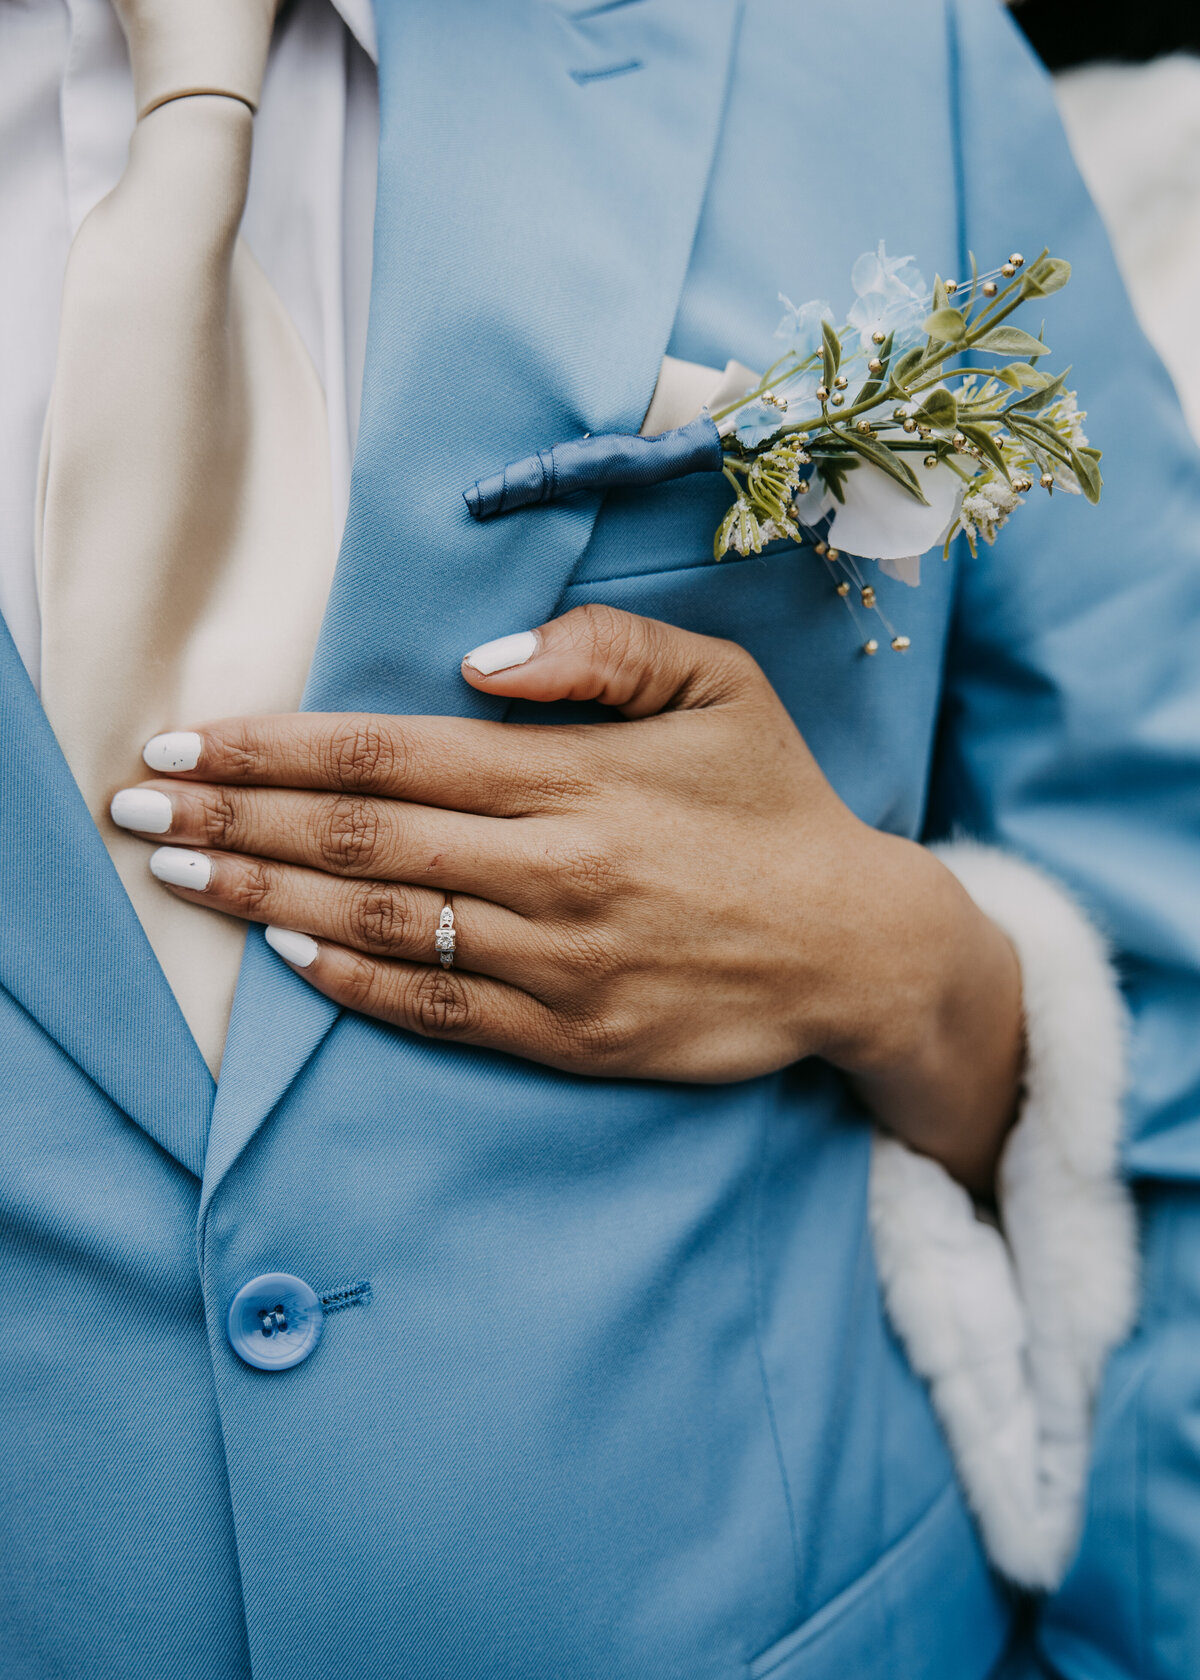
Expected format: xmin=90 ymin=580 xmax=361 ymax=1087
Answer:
xmin=797 ymin=454 xmax=965 ymax=570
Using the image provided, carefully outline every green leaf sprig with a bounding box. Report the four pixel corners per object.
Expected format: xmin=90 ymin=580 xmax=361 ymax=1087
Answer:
xmin=712 ymin=251 xmax=1102 ymax=600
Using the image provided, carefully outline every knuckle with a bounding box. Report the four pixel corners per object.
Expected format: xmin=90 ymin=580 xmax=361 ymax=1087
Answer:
xmin=215 ymin=723 xmax=272 ymax=782
xmin=323 ymin=718 xmax=400 ymax=792
xmin=554 ymin=836 xmax=622 ymax=905
xmin=556 ymin=922 xmax=620 ymax=981
xmin=699 ymin=635 xmax=759 ymax=704
xmin=572 ymin=602 xmax=634 ymax=665
xmin=519 ymin=757 xmax=587 ymax=811
xmin=316 ymin=795 xmax=385 ymax=874
xmin=410 ymin=969 xmax=475 ymax=1038
xmin=347 ymin=883 xmax=413 ymax=954
xmin=561 ymin=1006 xmax=627 ymax=1067
xmin=234 ymin=857 xmax=274 ymax=917
xmin=199 ymin=786 xmax=243 ymax=849
xmin=338 ymin=950 xmax=380 ymax=1012
xmin=718 ymin=634 xmax=751 ymax=665
xmin=503 ymin=732 xmax=596 ymax=810
xmin=716 ymin=635 xmax=756 ymax=681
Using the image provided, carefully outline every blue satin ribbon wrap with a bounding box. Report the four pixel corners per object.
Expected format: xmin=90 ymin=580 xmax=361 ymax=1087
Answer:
xmin=463 ymin=413 xmax=724 ymax=520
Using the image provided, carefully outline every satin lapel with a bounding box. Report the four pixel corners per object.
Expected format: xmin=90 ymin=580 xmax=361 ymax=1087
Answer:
xmin=0 ymin=618 xmax=212 ymax=1176
xmin=201 ymin=0 xmax=738 ymax=1213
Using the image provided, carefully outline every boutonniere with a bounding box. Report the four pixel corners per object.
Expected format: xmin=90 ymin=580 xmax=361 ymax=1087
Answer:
xmin=465 ymin=245 xmax=1100 ymax=656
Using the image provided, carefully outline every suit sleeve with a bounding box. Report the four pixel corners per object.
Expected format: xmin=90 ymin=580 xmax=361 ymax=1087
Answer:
xmin=870 ymin=0 xmax=1200 ymax=1590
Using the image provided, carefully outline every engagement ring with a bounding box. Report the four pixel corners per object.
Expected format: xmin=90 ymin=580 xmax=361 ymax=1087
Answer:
xmin=434 ymin=905 xmax=456 ymax=968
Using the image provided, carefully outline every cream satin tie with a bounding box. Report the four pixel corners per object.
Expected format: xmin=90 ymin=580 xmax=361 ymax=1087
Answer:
xmin=37 ymin=0 xmax=337 ymax=1075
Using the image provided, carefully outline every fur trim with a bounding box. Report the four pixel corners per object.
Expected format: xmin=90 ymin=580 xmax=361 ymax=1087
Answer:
xmin=869 ymin=842 xmax=1137 ymax=1590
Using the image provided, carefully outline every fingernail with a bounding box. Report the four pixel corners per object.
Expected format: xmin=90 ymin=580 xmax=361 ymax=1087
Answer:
xmin=264 ymin=926 xmax=319 ymax=969
xmin=463 ymin=629 xmax=539 ymax=676
xmin=110 ymin=788 xmax=173 ymax=834
xmin=149 ymin=847 xmax=212 ymax=891
xmin=143 ymin=731 xmax=202 ymax=772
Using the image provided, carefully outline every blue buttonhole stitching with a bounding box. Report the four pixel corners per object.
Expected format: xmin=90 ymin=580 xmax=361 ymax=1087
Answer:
xmin=319 ymin=1280 xmax=373 ymax=1316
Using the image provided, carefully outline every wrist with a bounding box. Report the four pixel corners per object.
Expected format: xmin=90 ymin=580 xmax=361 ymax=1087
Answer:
xmin=814 ymin=829 xmax=1024 ymax=1192
xmin=808 ymin=828 xmax=952 ymax=1073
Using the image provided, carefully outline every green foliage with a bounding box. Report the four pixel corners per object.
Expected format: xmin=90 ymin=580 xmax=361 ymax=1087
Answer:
xmin=1022 ymin=256 xmax=1071 ymax=296
xmin=810 ymin=452 xmax=856 ymax=505
xmin=1072 ymin=447 xmax=1103 ymax=503
xmin=957 ymin=422 xmax=1010 ymax=480
xmin=828 ymin=429 xmax=928 ymax=502
xmin=713 ymin=246 xmax=1100 ymax=560
xmin=997 ymin=361 xmax=1048 ymax=389
xmin=890 ymin=347 xmax=924 ymax=390
xmin=918 ymin=388 xmax=958 ymax=427
xmin=821 ymin=318 xmax=842 ymax=391
xmin=923 ymin=308 xmax=967 ymax=344
xmin=973 ymin=325 xmax=1049 ymax=357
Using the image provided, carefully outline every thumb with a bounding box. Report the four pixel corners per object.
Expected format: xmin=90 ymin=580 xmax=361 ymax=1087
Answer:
xmin=459 ymin=605 xmax=755 ymax=719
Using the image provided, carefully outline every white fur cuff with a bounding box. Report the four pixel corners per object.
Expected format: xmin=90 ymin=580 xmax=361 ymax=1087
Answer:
xmin=869 ymin=842 xmax=1137 ymax=1590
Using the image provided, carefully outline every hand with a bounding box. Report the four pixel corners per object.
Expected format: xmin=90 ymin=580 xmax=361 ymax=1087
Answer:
xmin=112 ymin=605 xmax=1022 ymax=1190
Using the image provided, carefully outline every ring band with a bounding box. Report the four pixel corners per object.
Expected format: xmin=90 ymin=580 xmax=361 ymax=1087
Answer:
xmin=434 ymin=905 xmax=456 ymax=968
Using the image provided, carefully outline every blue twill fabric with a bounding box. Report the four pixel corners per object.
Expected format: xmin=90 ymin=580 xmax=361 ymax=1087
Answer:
xmin=2 ymin=4 xmax=1200 ymax=1678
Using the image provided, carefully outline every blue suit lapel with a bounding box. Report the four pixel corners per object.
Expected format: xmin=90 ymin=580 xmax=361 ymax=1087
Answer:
xmin=202 ymin=0 xmax=737 ymax=1213
xmin=314 ymin=0 xmax=739 ymax=717
xmin=0 ymin=619 xmax=212 ymax=1177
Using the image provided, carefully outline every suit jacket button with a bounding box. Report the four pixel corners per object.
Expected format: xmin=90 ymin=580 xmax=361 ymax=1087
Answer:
xmin=226 ymin=1273 xmax=324 ymax=1370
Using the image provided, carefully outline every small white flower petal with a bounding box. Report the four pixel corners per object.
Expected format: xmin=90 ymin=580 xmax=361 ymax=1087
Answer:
xmin=823 ymin=459 xmax=965 ymax=563
xmin=878 ymin=554 xmax=922 ymax=588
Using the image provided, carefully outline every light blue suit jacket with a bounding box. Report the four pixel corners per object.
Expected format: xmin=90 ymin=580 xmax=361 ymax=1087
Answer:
xmin=2 ymin=4 xmax=1198 ymax=1677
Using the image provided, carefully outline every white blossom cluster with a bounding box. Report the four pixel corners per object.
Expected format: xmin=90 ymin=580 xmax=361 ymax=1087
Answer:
xmin=960 ymin=477 xmax=1024 ymax=546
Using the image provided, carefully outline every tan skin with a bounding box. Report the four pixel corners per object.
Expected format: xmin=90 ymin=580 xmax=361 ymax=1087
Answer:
xmin=114 ymin=604 xmax=1023 ymax=1196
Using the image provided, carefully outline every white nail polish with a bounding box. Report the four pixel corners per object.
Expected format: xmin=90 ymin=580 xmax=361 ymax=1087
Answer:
xmin=463 ymin=629 xmax=539 ymax=676
xmin=265 ymin=926 xmax=319 ymax=969
xmin=149 ymin=847 xmax=212 ymax=891
xmin=143 ymin=731 xmax=202 ymax=773
xmin=110 ymin=788 xmax=173 ymax=834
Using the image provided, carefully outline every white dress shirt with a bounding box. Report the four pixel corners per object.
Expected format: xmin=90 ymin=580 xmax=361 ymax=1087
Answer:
xmin=0 ymin=0 xmax=379 ymax=690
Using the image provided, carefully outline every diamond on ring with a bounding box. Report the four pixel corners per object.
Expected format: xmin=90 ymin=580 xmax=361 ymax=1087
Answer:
xmin=434 ymin=905 xmax=456 ymax=968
